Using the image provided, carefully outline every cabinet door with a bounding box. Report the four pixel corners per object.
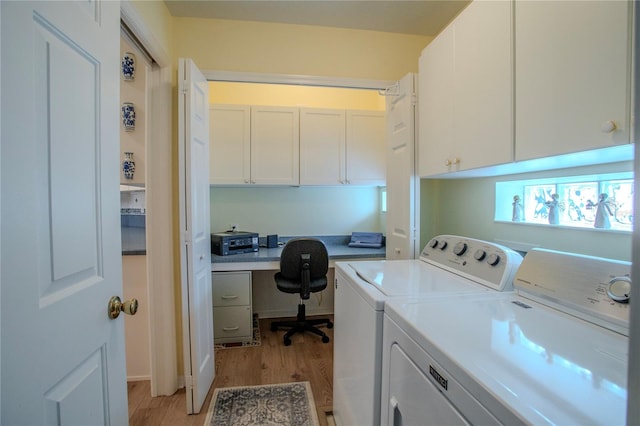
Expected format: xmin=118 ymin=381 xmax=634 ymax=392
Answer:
xmin=346 ymin=110 xmax=386 ymax=185
xmin=419 ymin=0 xmax=512 ymax=177
xmin=453 ymin=0 xmax=513 ymax=171
xmin=418 ymin=24 xmax=455 ymax=176
xmin=209 ymin=105 xmax=251 ymax=184
xmin=251 ymin=106 xmax=300 ymax=185
xmin=300 ymin=108 xmax=346 ymax=185
xmin=515 ymin=0 xmax=632 ymax=161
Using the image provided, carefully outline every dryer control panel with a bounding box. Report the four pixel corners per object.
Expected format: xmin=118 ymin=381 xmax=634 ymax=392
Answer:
xmin=514 ymin=248 xmax=631 ymax=335
xmin=420 ymin=235 xmax=523 ymax=292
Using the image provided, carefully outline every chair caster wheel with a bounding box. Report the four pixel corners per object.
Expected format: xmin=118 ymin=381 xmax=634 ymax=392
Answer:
xmin=284 ymin=337 xmax=292 ymax=346
xmin=327 ymin=321 xmax=333 ymax=329
xmin=322 ymin=335 xmax=330 ymax=343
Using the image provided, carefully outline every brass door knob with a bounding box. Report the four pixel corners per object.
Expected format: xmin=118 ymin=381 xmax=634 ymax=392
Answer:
xmin=108 ymin=296 xmax=139 ymax=319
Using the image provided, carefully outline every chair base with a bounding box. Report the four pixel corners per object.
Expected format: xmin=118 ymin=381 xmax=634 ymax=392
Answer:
xmin=271 ymin=303 xmax=333 ymax=346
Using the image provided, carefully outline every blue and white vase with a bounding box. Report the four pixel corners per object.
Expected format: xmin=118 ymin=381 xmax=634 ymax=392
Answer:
xmin=121 ymin=52 xmax=135 ymax=80
xmin=122 ymin=152 xmax=136 ymax=180
xmin=121 ymin=102 xmax=135 ymax=131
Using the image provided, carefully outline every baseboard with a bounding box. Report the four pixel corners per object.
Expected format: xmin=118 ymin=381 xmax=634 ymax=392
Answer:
xmin=127 ymin=375 xmax=151 ymax=382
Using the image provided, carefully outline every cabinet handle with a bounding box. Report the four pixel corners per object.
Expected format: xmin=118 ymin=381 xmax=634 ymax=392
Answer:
xmin=222 ymin=326 xmax=240 ymax=331
xmin=601 ymin=120 xmax=617 ymax=134
xmin=221 ymin=295 xmax=239 ymax=299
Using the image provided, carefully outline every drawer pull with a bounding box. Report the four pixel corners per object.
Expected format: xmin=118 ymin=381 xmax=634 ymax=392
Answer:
xmin=221 ymin=295 xmax=239 ymax=300
xmin=222 ymin=326 xmax=240 ymax=331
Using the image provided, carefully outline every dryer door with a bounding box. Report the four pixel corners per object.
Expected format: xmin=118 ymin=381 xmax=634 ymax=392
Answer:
xmin=386 ymin=344 xmax=469 ymax=426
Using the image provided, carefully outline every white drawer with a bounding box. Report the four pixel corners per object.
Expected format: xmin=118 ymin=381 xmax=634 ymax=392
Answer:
xmin=214 ymin=305 xmax=252 ymax=343
xmin=212 ymin=271 xmax=251 ymax=307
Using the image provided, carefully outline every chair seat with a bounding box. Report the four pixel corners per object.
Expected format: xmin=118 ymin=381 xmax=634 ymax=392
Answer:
xmin=274 ymin=273 xmax=327 ymax=295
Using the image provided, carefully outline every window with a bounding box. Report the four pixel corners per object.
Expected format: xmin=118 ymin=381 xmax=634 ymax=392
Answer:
xmin=495 ymin=173 xmax=633 ymax=232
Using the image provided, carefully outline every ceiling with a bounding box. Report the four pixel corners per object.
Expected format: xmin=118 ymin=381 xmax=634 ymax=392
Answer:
xmin=163 ymin=0 xmax=471 ymax=37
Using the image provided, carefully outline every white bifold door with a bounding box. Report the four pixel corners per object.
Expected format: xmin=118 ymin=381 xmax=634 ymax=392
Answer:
xmin=385 ymin=73 xmax=418 ymax=260
xmin=1 ymin=1 xmax=128 ymax=424
xmin=178 ymin=58 xmax=214 ymax=414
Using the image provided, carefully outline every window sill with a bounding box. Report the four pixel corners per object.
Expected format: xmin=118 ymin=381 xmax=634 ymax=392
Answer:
xmin=494 ymin=220 xmax=632 ymax=234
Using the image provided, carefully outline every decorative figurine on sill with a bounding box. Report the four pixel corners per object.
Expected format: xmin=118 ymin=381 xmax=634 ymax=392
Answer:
xmin=512 ymin=195 xmax=523 ymax=222
xmin=594 ymin=193 xmax=613 ymax=229
xmin=545 ymin=193 xmax=563 ymax=225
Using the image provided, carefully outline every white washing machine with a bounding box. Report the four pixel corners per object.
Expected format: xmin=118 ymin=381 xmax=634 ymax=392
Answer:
xmin=381 ymin=248 xmax=631 ymax=425
xmin=332 ymin=235 xmax=523 ymax=426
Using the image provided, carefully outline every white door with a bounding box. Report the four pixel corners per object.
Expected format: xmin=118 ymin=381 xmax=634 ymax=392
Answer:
xmin=178 ymin=58 xmax=214 ymax=414
xmin=385 ymin=73 xmax=417 ymax=260
xmin=1 ymin=1 xmax=128 ymax=425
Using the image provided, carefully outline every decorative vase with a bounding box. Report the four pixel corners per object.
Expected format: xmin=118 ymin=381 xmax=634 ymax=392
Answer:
xmin=121 ymin=102 xmax=135 ymax=131
xmin=122 ymin=152 xmax=136 ymax=180
xmin=121 ymin=52 xmax=135 ymax=80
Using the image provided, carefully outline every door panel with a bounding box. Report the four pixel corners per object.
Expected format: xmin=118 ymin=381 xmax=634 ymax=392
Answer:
xmin=179 ymin=58 xmax=214 ymax=414
xmin=1 ymin=1 xmax=126 ymax=424
xmin=386 ymin=73 xmax=417 ymax=260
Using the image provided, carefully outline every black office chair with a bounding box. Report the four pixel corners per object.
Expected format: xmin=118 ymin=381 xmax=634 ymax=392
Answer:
xmin=270 ymin=238 xmax=333 ymax=346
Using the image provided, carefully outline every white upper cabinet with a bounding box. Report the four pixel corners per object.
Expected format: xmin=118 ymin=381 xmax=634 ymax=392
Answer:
xmin=515 ymin=0 xmax=633 ymax=161
xmin=300 ymin=108 xmax=347 ymax=185
xmin=209 ymin=105 xmax=299 ymax=185
xmin=211 ymin=105 xmax=384 ymax=186
xmin=300 ymin=108 xmax=385 ymax=186
xmin=419 ymin=0 xmax=513 ymax=177
xmin=251 ymin=106 xmax=300 ymax=185
xmin=346 ymin=110 xmax=386 ymax=185
xmin=209 ymin=104 xmax=251 ymax=184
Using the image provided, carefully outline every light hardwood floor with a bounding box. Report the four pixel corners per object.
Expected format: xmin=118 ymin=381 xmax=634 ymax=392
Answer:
xmin=128 ymin=316 xmax=334 ymax=426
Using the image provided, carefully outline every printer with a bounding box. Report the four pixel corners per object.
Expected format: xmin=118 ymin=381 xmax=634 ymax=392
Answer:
xmin=211 ymin=231 xmax=259 ymax=256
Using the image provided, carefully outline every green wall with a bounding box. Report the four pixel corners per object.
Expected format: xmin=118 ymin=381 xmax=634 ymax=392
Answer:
xmin=421 ymin=161 xmax=634 ymax=261
xmin=211 ymin=186 xmax=384 ymax=237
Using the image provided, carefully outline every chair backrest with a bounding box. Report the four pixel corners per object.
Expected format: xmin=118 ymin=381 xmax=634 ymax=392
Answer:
xmin=279 ymin=238 xmax=329 ymax=282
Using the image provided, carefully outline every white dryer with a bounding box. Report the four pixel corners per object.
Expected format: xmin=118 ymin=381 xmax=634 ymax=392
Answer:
xmin=332 ymin=235 xmax=523 ymax=426
xmin=381 ymin=248 xmax=631 ymax=425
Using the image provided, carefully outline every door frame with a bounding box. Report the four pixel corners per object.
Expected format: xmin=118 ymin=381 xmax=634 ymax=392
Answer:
xmin=120 ymin=3 xmax=177 ymax=397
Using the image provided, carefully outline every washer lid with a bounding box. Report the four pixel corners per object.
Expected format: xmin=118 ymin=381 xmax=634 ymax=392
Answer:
xmin=348 ymin=260 xmax=488 ymax=297
xmin=385 ymin=294 xmax=628 ymax=426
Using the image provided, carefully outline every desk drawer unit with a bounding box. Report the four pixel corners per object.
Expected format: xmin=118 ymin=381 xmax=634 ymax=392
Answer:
xmin=212 ymin=271 xmax=253 ymax=344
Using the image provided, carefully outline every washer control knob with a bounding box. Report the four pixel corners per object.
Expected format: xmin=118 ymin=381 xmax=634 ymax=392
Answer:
xmin=439 ymin=241 xmax=448 ymax=250
xmin=487 ymin=253 xmax=501 ymax=266
xmin=453 ymin=242 xmax=467 ymax=256
xmin=474 ymin=249 xmax=486 ymax=261
xmin=607 ymin=276 xmax=631 ymax=303
xmin=428 ymin=238 xmax=439 ymax=249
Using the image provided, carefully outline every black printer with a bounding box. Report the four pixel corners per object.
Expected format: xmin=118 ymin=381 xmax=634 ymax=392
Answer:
xmin=211 ymin=231 xmax=259 ymax=256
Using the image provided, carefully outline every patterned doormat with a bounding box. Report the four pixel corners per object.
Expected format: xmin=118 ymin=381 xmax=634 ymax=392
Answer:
xmin=205 ymin=381 xmax=320 ymax=426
